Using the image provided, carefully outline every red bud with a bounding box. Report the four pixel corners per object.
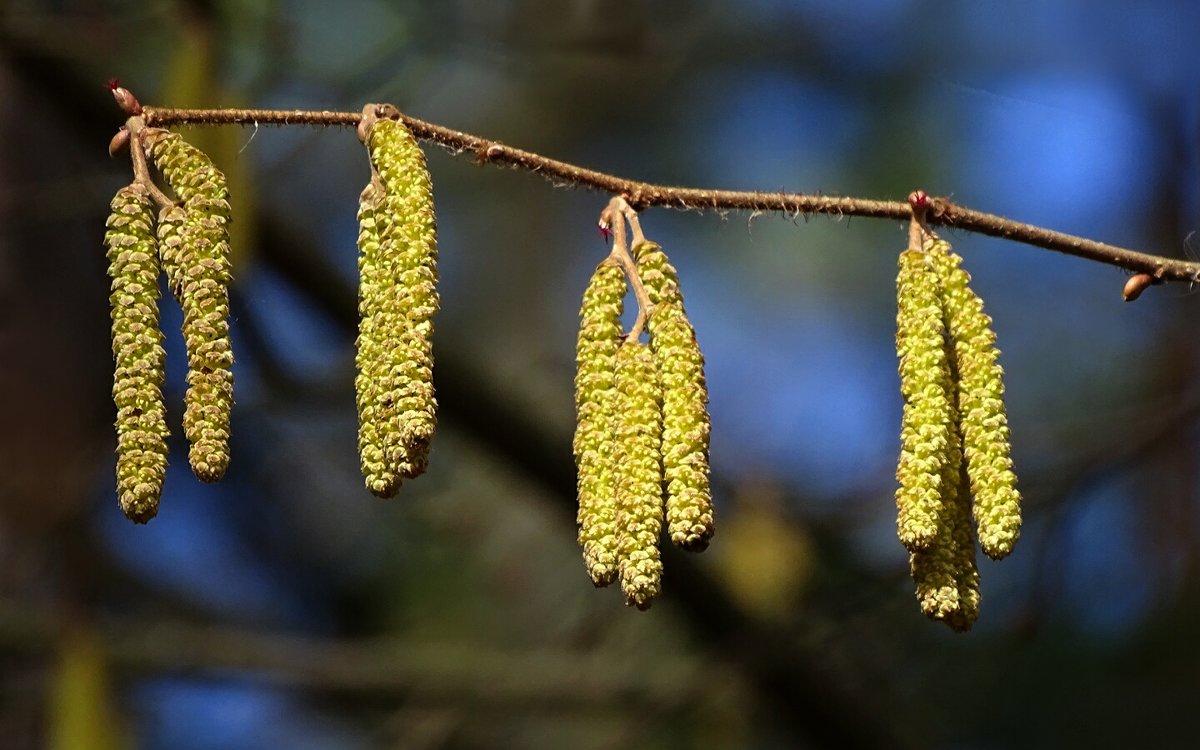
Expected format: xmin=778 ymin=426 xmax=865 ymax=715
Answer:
xmin=111 ymin=84 xmax=142 ymax=116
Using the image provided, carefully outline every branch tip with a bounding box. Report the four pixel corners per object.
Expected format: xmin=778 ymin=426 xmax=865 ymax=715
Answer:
xmin=111 ymin=83 xmax=142 ymax=116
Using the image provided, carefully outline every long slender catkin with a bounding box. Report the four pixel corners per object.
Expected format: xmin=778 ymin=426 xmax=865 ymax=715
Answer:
xmin=574 ymin=260 xmax=626 ymax=586
xmin=632 ymin=241 xmax=714 ymax=551
xmin=105 ymin=184 xmax=169 ymax=522
xmin=362 ymin=117 xmax=439 ymax=483
xmin=354 ymin=181 xmax=402 ymax=497
xmin=909 ymin=347 xmax=981 ymax=631
xmin=613 ymin=339 xmax=665 ymax=610
xmin=927 ymin=239 xmax=1021 ymax=560
xmin=144 ymin=129 xmax=234 ymax=483
xmin=895 ymin=249 xmax=955 ymax=551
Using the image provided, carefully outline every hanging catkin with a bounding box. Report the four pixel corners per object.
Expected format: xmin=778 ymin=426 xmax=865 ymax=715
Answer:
xmin=358 ymin=115 xmax=440 ymax=489
xmin=144 ymin=129 xmax=234 ymax=483
xmin=573 ymin=259 xmax=626 ymax=586
xmin=927 ymin=239 xmax=1021 ymax=560
xmin=354 ymin=182 xmax=402 ymax=497
xmin=105 ymin=184 xmax=169 ymax=522
xmin=894 ymin=249 xmax=955 ymax=551
xmin=613 ymin=339 xmax=666 ymax=609
xmin=632 ymin=241 xmax=714 ymax=551
xmin=907 ymin=333 xmax=981 ymax=631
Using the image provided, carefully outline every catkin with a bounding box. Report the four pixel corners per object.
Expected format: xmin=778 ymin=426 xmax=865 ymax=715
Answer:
xmin=362 ymin=117 xmax=440 ymax=483
xmin=927 ymin=239 xmax=1021 ymax=559
xmin=574 ymin=260 xmax=626 ymax=586
xmin=613 ymin=339 xmax=665 ymax=610
xmin=354 ymin=182 xmax=402 ymax=497
xmin=144 ymin=129 xmax=234 ymax=483
xmin=909 ymin=340 xmax=981 ymax=631
xmin=894 ymin=249 xmax=955 ymax=550
xmin=105 ymin=184 xmax=169 ymax=523
xmin=633 ymin=241 xmax=714 ymax=551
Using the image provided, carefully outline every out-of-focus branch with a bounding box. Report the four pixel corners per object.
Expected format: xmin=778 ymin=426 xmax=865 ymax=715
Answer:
xmin=0 ymin=602 xmax=702 ymax=708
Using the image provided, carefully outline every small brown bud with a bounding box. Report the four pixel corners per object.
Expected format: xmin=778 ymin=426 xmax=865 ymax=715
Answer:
xmin=356 ymin=104 xmax=376 ymax=144
xmin=108 ymin=128 xmax=130 ymax=158
xmin=1123 ymin=273 xmax=1154 ymax=302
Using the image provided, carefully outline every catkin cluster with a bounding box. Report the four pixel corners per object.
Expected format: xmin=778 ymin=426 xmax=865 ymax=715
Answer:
xmin=354 ymin=114 xmax=440 ymax=497
xmin=894 ymin=233 xmax=1020 ymax=631
xmin=102 ymin=128 xmax=236 ymax=522
xmin=573 ymin=237 xmax=713 ymax=610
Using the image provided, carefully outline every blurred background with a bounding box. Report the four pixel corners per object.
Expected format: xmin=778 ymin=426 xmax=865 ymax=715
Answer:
xmin=3 ymin=1 xmax=1200 ymax=747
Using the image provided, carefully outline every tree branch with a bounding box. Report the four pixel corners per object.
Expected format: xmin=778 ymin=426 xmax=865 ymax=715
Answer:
xmin=137 ymin=103 xmax=1199 ymax=285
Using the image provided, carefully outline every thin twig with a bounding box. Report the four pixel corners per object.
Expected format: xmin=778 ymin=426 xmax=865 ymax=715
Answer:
xmin=124 ymin=116 xmax=175 ymax=209
xmin=137 ymin=102 xmax=1200 ymax=284
xmin=600 ymin=198 xmax=653 ymax=338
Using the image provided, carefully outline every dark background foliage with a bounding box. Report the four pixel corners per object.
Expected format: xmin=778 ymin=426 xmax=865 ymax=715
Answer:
xmin=3 ymin=1 xmax=1200 ymax=748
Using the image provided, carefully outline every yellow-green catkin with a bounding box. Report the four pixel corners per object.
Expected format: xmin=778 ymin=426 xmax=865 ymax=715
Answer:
xmin=105 ymin=184 xmax=169 ymax=523
xmin=895 ymin=250 xmax=955 ymax=551
xmin=613 ymin=339 xmax=665 ymax=609
xmin=633 ymin=241 xmax=714 ymax=551
xmin=909 ymin=341 xmax=981 ymax=631
xmin=927 ymin=239 xmax=1021 ymax=559
xmin=354 ymin=182 xmax=402 ymax=497
xmin=364 ymin=117 xmax=440 ymax=482
xmin=573 ymin=260 xmax=626 ymax=586
xmin=144 ymin=129 xmax=234 ymax=483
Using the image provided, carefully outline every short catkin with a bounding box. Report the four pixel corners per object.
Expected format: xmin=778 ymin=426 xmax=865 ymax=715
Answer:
xmin=573 ymin=259 xmax=626 ymax=586
xmin=613 ymin=339 xmax=665 ymax=610
xmin=144 ymin=129 xmax=234 ymax=483
xmin=927 ymin=239 xmax=1021 ymax=559
xmin=360 ymin=116 xmax=439 ymax=486
xmin=632 ymin=241 xmax=714 ymax=551
xmin=894 ymin=249 xmax=955 ymax=551
xmin=105 ymin=184 xmax=169 ymax=523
